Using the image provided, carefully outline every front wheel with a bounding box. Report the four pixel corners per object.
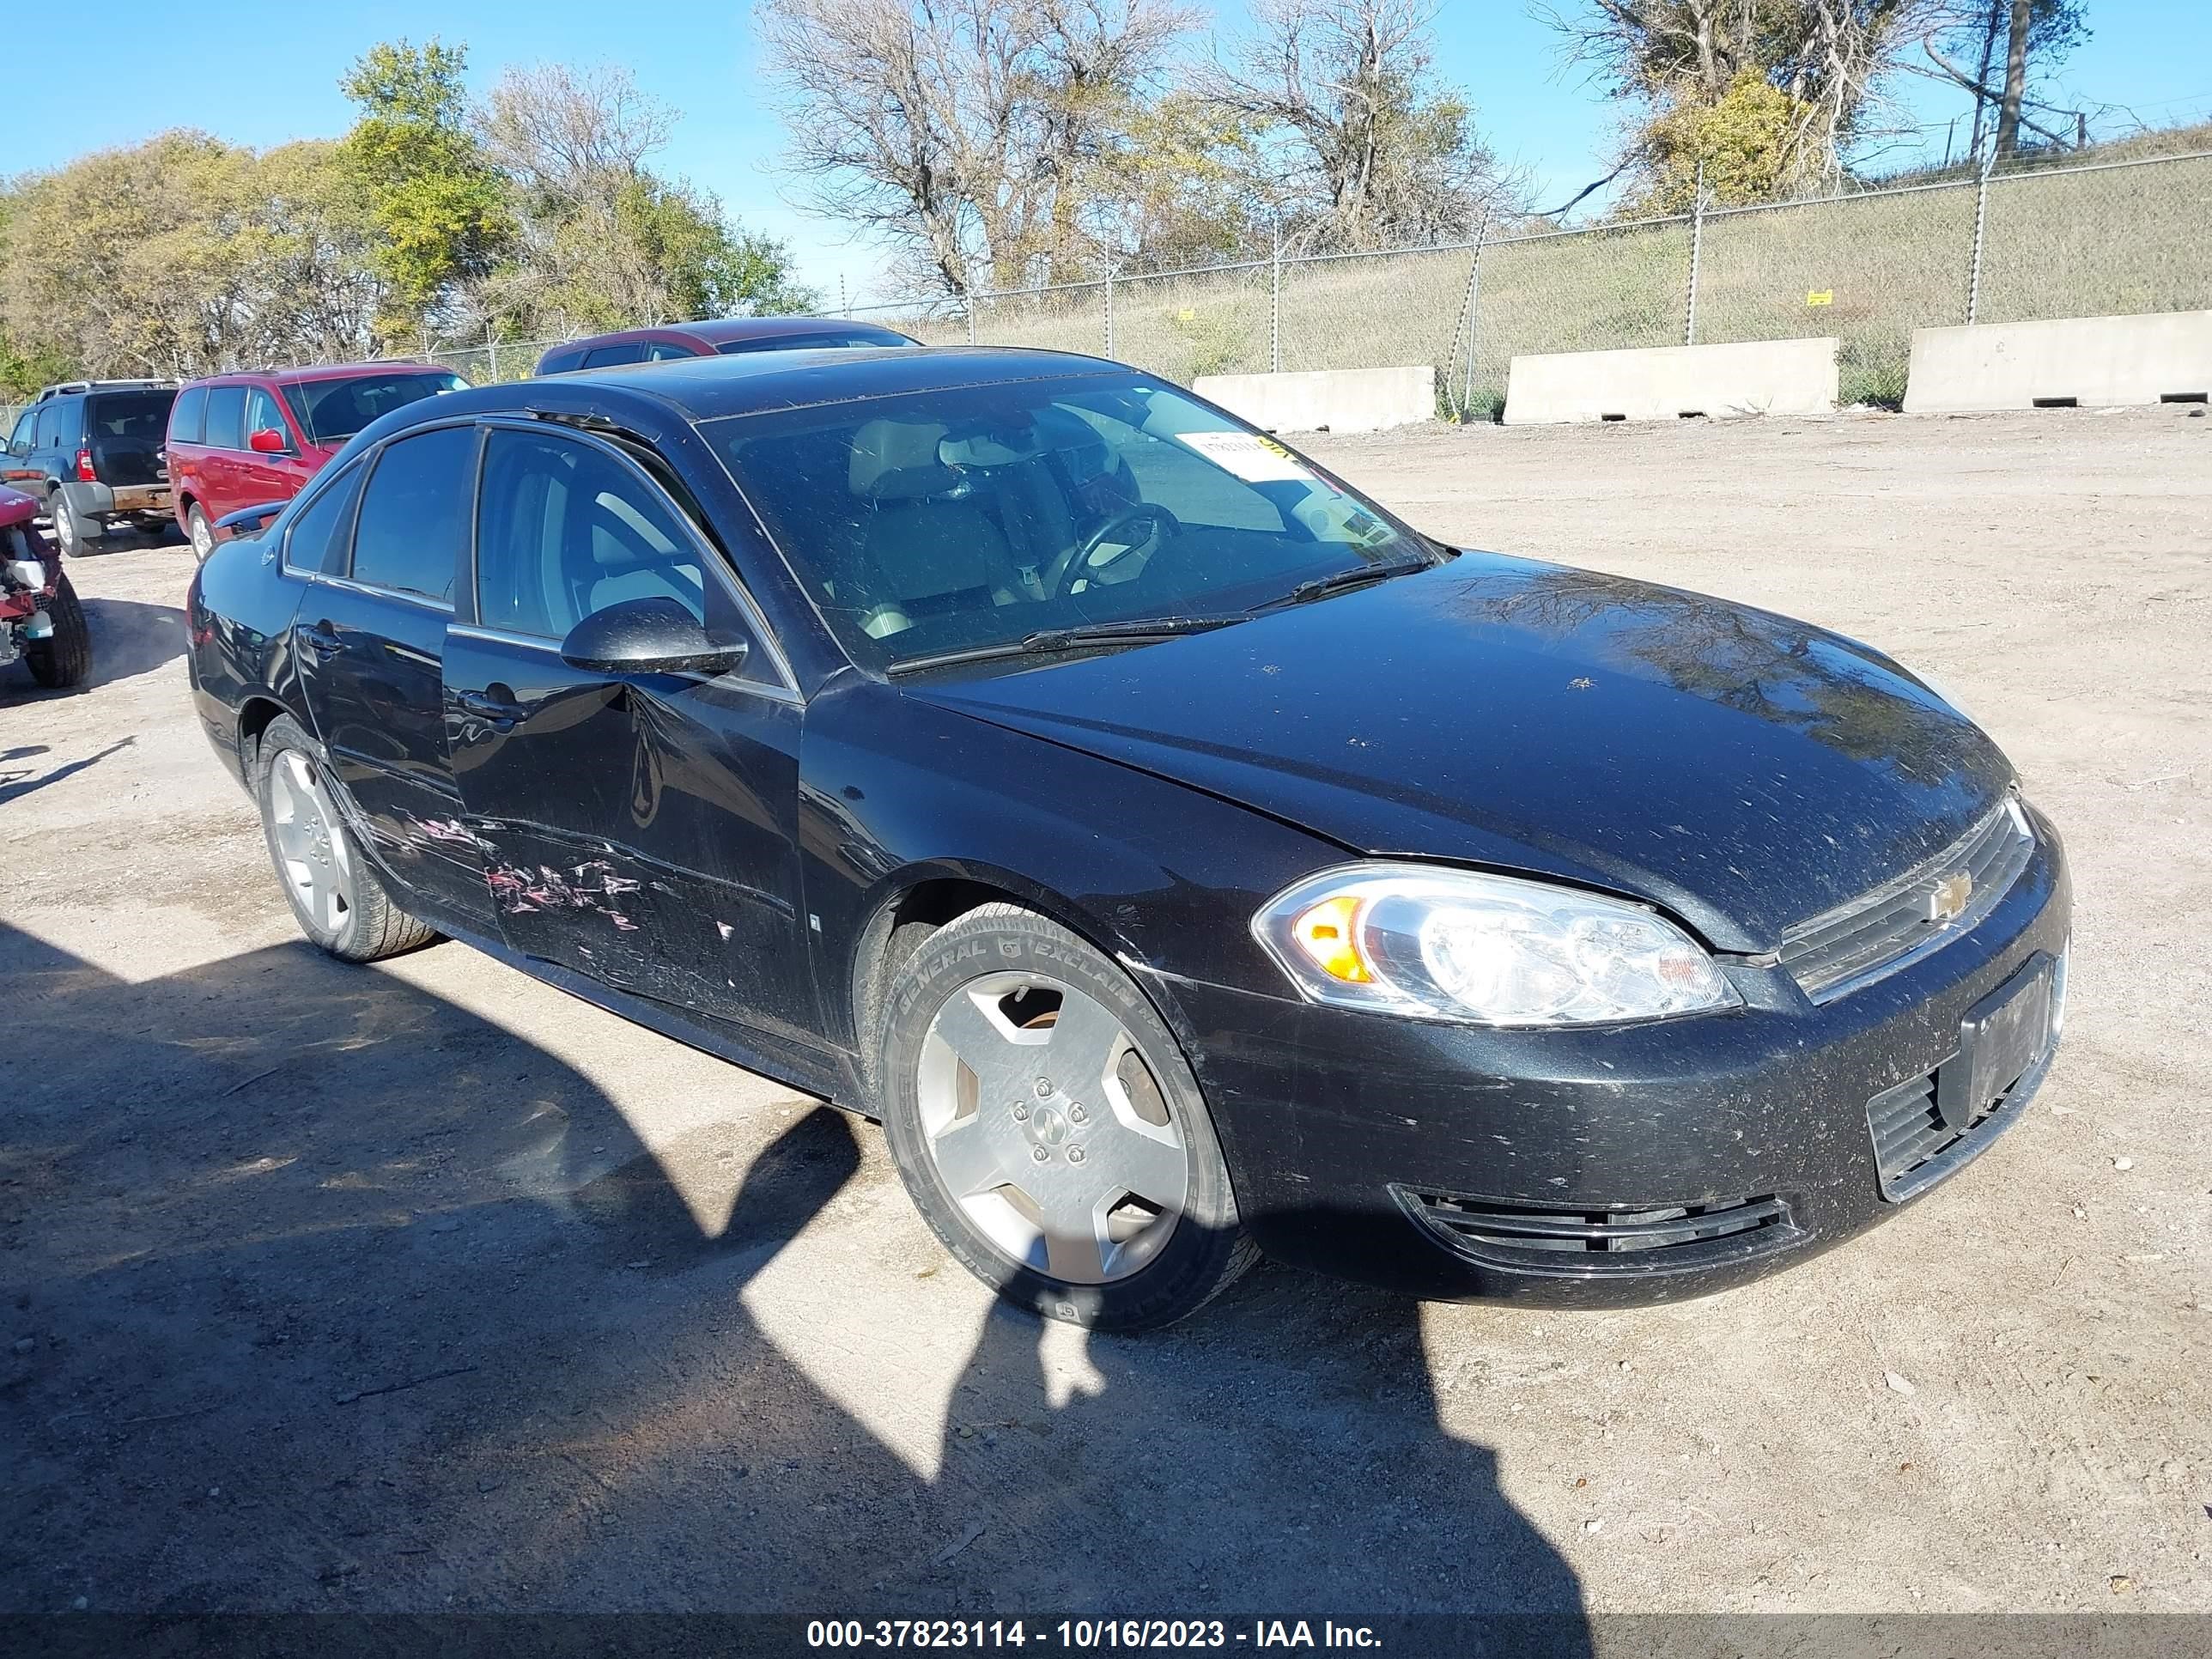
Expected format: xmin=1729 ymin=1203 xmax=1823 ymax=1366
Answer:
xmin=23 ymin=573 xmax=91 ymax=689
xmin=877 ymin=902 xmax=1255 ymax=1329
xmin=253 ymin=714 xmax=436 ymax=962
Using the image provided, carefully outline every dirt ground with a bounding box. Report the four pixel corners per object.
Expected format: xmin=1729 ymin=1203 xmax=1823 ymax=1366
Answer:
xmin=2 ymin=407 xmax=2207 ymax=1620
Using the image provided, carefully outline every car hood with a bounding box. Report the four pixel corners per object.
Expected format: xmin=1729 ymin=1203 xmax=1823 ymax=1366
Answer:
xmin=904 ymin=554 xmax=2016 ymax=952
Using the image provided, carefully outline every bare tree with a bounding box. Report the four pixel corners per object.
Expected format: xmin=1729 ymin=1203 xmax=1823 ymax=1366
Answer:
xmin=1911 ymin=0 xmax=2089 ymax=161
xmin=753 ymin=0 xmax=1190 ymax=296
xmin=477 ymin=63 xmax=677 ymax=204
xmin=1199 ymin=0 xmax=1522 ymax=249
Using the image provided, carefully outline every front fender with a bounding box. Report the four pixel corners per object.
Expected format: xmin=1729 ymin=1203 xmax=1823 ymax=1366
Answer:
xmin=798 ymin=678 xmax=1347 ymax=1071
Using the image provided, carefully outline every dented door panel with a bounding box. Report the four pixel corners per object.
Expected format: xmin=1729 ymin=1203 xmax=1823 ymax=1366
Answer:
xmin=444 ymin=628 xmax=816 ymax=1048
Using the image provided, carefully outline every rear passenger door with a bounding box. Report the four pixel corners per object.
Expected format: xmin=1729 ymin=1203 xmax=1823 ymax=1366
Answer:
xmin=290 ymin=424 xmax=500 ymax=934
xmin=199 ymin=386 xmax=249 ymax=517
xmin=442 ymin=423 xmax=817 ymax=1054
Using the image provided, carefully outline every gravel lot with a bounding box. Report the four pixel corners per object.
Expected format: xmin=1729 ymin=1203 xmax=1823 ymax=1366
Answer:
xmin=3 ymin=407 xmax=2207 ymax=1619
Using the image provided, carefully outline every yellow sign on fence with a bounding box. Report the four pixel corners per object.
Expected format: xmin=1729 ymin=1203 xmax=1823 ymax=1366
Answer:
xmin=1806 ymin=289 xmax=1835 ymax=307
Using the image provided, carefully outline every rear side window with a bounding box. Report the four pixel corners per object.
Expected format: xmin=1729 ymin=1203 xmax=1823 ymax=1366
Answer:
xmin=535 ymin=349 xmax=583 ymax=376
xmin=581 ymin=343 xmax=647 ymax=368
xmin=169 ymin=386 xmax=208 ymax=445
xmin=40 ymin=399 xmax=84 ymax=447
xmin=204 ymin=386 xmax=247 ymax=451
xmin=349 ymin=426 xmax=477 ymax=604
xmin=284 ymin=462 xmax=367 ymax=575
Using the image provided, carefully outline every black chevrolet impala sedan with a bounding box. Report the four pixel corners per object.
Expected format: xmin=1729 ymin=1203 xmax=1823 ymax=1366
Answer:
xmin=185 ymin=348 xmax=2070 ymax=1328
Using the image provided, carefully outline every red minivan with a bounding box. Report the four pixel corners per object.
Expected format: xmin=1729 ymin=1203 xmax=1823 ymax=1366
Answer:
xmin=167 ymin=362 xmax=467 ymax=558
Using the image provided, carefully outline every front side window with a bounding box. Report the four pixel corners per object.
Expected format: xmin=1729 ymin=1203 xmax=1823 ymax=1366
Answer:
xmin=245 ymin=386 xmax=290 ymax=449
xmin=7 ymin=410 xmax=32 ymax=455
xmin=474 ymin=428 xmax=707 ymax=639
xmin=204 ymin=386 xmax=247 ymax=451
xmin=643 ymin=342 xmax=700 ymax=362
xmin=285 ymin=461 xmax=367 ymax=576
xmin=349 ymin=426 xmax=477 ymax=604
xmin=712 ymin=372 xmax=1427 ymax=669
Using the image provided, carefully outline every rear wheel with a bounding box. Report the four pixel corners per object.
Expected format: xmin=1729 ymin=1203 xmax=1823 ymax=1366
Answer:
xmin=186 ymin=504 xmax=214 ymax=562
xmin=46 ymin=491 xmax=90 ymax=557
xmin=23 ymin=574 xmax=91 ymax=689
xmin=877 ymin=902 xmax=1255 ymax=1329
xmin=253 ymin=715 xmax=436 ymax=962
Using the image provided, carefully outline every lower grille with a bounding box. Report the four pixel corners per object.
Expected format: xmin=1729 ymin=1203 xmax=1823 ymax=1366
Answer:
xmin=1867 ymin=1041 xmax=2050 ymax=1201
xmin=1397 ymin=1188 xmax=1795 ymax=1273
xmin=1781 ymin=797 xmax=2035 ymax=1002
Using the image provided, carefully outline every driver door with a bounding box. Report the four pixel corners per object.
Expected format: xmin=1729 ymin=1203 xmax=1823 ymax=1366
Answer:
xmin=443 ymin=423 xmax=819 ymax=1052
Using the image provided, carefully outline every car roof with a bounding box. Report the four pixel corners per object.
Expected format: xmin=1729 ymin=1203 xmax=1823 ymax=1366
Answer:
xmin=181 ymin=362 xmax=451 ymax=389
xmin=551 ymin=316 xmax=915 ymax=354
xmin=343 ymin=347 xmax=1129 ymax=457
xmin=556 ymin=345 xmax=1120 ymax=422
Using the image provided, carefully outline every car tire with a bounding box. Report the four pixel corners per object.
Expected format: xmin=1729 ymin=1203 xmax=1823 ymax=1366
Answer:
xmin=877 ymin=902 xmax=1256 ymax=1330
xmin=253 ymin=714 xmax=437 ymax=963
xmin=23 ymin=573 xmax=91 ymax=689
xmin=186 ymin=504 xmax=215 ymax=562
xmin=46 ymin=491 xmax=91 ymax=557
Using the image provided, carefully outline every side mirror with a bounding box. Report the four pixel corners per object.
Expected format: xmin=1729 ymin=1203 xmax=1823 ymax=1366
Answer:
xmin=558 ymin=597 xmax=750 ymax=677
xmin=247 ymin=427 xmax=290 ymax=454
xmin=214 ymin=500 xmax=289 ymax=540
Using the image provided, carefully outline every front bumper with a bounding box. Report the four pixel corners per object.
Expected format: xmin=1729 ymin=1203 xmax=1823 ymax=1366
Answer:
xmin=1168 ymin=811 xmax=2072 ymax=1307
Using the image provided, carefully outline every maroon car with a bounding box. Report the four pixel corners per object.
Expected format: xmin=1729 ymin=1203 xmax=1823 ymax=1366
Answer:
xmin=166 ymin=362 xmax=468 ymax=559
xmin=1 ymin=484 xmax=88 ymax=688
xmin=532 ymin=316 xmax=917 ymax=376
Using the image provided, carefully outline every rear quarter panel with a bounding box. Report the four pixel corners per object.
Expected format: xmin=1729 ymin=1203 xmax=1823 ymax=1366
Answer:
xmin=186 ymin=530 xmax=312 ymax=788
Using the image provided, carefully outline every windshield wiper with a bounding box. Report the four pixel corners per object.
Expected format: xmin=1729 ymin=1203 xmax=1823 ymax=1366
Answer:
xmin=1258 ymin=556 xmax=1433 ymax=612
xmin=886 ymin=615 xmax=1242 ymax=677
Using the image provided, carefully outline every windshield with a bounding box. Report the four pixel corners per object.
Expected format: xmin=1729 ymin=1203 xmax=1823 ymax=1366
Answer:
xmin=717 ymin=327 xmax=911 ymax=354
xmin=712 ymin=372 xmax=1428 ymax=670
xmin=286 ymin=371 xmax=468 ymax=445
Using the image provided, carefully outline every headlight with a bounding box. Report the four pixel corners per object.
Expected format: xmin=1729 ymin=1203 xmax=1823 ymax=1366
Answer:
xmin=1252 ymin=863 xmax=1740 ymax=1026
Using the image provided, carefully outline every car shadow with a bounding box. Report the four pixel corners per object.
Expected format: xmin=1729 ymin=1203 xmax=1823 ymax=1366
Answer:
xmin=0 ymin=922 xmax=1587 ymax=1633
xmin=0 ymin=598 xmax=185 ymax=699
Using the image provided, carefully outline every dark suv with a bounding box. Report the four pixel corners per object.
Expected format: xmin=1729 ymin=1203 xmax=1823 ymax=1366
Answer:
xmin=3 ymin=381 xmax=179 ymax=554
xmin=532 ymin=316 xmax=916 ymax=376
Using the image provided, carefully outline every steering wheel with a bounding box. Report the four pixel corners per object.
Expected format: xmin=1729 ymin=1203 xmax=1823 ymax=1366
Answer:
xmin=1049 ymin=505 xmax=1181 ymax=599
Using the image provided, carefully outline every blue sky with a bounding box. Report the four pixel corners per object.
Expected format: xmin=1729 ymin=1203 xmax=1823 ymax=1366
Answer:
xmin=7 ymin=1 xmax=2208 ymax=307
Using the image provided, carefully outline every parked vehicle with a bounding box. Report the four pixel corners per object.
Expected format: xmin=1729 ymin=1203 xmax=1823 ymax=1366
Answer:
xmin=3 ymin=382 xmax=179 ymax=555
xmin=0 ymin=485 xmax=90 ymax=687
xmin=166 ymin=363 xmax=468 ymax=559
xmin=185 ymin=349 xmax=2071 ymax=1329
xmin=532 ymin=316 xmax=917 ymax=376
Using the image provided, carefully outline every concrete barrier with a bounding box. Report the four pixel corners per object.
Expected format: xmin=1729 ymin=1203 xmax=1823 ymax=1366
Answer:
xmin=1903 ymin=311 xmax=2212 ymax=413
xmin=1193 ymin=366 xmax=1435 ymax=434
xmin=1504 ymin=337 xmax=1839 ymax=425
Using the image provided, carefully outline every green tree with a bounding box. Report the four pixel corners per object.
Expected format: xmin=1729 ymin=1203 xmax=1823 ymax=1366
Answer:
xmin=339 ymin=39 xmax=511 ymax=343
xmin=1626 ymin=71 xmax=1821 ymax=214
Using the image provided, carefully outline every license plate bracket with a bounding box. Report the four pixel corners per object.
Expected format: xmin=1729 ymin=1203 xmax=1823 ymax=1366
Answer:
xmin=1936 ymin=953 xmax=2054 ymax=1130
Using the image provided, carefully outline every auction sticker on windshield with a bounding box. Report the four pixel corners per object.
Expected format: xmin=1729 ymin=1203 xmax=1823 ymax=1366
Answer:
xmin=1174 ymin=429 xmax=1313 ymax=483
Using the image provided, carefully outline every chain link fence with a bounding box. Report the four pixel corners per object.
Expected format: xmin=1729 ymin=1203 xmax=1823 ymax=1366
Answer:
xmin=845 ymin=146 xmax=2212 ymax=418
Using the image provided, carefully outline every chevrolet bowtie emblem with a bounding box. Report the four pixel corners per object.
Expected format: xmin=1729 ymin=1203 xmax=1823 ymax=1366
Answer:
xmin=1927 ymin=872 xmax=1972 ymax=924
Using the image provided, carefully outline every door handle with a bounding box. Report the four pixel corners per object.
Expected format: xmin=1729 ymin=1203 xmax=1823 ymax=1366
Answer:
xmin=453 ymin=687 xmax=525 ymax=730
xmin=300 ymin=623 xmax=342 ymax=659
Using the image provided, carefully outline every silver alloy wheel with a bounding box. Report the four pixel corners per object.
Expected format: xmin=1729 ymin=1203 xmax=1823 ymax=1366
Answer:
xmin=915 ymin=970 xmax=1190 ymax=1285
xmin=189 ymin=508 xmax=214 ymax=561
xmin=268 ymin=748 xmax=355 ymax=934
